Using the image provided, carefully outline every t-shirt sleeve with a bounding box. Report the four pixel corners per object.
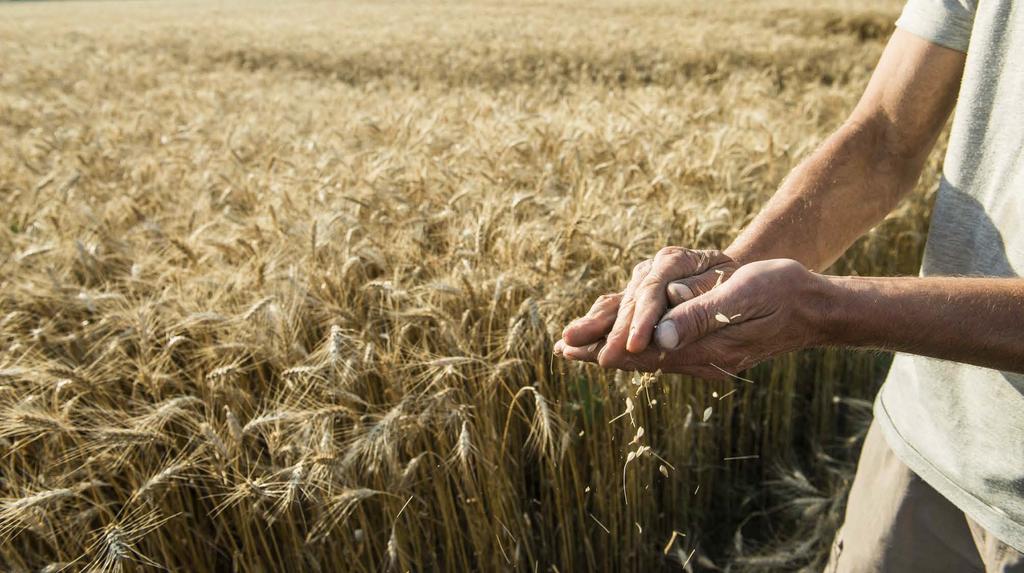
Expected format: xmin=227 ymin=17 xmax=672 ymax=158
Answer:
xmin=895 ymin=0 xmax=976 ymax=53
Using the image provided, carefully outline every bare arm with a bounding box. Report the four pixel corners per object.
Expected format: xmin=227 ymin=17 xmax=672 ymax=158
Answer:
xmin=725 ymin=29 xmax=966 ymax=270
xmin=559 ymin=262 xmax=1024 ymax=376
xmin=823 ymin=275 xmax=1024 ymax=372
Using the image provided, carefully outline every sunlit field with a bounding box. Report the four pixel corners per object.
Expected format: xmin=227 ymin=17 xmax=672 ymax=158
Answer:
xmin=0 ymin=0 xmax=940 ymax=570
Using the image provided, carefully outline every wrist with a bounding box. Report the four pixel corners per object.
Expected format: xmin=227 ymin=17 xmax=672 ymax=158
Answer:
xmin=803 ymin=273 xmax=850 ymax=347
xmin=812 ymin=275 xmax=876 ymax=347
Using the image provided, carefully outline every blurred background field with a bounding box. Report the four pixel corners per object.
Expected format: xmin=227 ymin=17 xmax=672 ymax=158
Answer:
xmin=0 ymin=0 xmax=940 ymax=570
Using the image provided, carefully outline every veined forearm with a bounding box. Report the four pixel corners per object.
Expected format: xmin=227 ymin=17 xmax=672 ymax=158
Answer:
xmin=725 ymin=120 xmax=921 ymax=271
xmin=820 ymin=275 xmax=1024 ymax=373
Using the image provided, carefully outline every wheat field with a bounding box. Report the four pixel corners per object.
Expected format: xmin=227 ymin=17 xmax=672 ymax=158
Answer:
xmin=0 ymin=0 xmax=943 ymax=571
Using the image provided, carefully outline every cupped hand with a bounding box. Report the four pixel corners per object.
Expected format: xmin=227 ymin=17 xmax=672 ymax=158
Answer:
xmin=557 ymin=248 xmax=739 ymax=361
xmin=556 ymin=259 xmax=830 ymax=379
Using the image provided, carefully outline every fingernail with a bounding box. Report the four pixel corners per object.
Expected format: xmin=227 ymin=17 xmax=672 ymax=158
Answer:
xmin=668 ymin=283 xmax=695 ymax=302
xmin=561 ymin=322 xmax=576 ymax=338
xmin=587 ymin=342 xmax=599 ymax=353
xmin=655 ymin=320 xmax=679 ymax=349
xmin=553 ymin=340 xmax=564 ymax=356
xmin=627 ymin=325 xmax=637 ymax=347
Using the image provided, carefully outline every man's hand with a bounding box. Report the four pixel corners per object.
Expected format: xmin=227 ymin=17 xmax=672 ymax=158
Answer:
xmin=556 ymin=259 xmax=829 ymax=379
xmin=558 ymin=248 xmax=740 ymax=363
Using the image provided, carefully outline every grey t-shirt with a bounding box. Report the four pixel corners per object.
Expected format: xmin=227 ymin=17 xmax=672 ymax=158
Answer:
xmin=876 ymin=0 xmax=1024 ymax=552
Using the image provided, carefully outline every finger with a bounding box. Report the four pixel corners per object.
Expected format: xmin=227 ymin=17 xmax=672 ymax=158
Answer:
xmin=561 ymin=293 xmax=622 ymax=347
xmin=627 ymin=250 xmax=731 ymax=353
xmin=598 ymin=260 xmax=651 ymax=365
xmin=566 ymin=336 xmax=740 ymax=379
xmin=553 ymin=339 xmax=566 ymax=356
xmin=568 ymin=340 xmax=670 ymax=372
xmin=665 ymin=265 xmax=734 ymax=306
xmin=666 ymin=281 xmax=696 ymax=306
xmin=569 ymin=327 xmax=751 ymax=376
xmin=561 ymin=339 xmax=605 ymax=363
xmin=656 ymin=286 xmax=743 ymax=351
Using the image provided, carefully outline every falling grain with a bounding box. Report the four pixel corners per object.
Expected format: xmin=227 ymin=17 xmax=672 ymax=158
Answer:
xmin=662 ymin=530 xmax=686 ymax=555
xmin=589 ymin=513 xmax=611 ymax=534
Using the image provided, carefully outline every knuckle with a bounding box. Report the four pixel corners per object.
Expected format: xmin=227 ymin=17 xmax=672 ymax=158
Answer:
xmin=691 ymin=250 xmax=714 ymax=272
xmin=631 ymin=259 xmax=652 ymax=277
xmin=638 ymin=272 xmax=663 ymax=290
xmin=707 ymin=249 xmax=729 ymax=263
xmin=596 ymin=347 xmax=618 ymax=369
xmin=656 ymin=246 xmax=682 ymax=259
xmin=661 ymin=247 xmax=691 ymax=267
xmin=617 ymin=296 xmax=636 ymax=315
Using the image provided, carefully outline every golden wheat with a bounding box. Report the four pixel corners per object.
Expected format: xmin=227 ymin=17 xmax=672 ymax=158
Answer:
xmin=0 ymin=0 xmax=942 ymax=570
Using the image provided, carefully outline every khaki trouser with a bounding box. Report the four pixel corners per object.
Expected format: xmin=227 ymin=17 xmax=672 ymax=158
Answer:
xmin=826 ymin=420 xmax=1024 ymax=573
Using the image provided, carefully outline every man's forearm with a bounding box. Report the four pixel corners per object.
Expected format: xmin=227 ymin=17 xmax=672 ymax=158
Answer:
xmin=819 ymin=276 xmax=1024 ymax=373
xmin=725 ymin=119 xmax=922 ymax=271
xmin=723 ymin=31 xmax=965 ymax=272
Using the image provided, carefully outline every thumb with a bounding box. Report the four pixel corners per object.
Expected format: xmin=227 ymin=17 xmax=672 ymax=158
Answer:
xmin=666 ymin=266 xmax=731 ymax=306
xmin=654 ymin=287 xmax=742 ymax=350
